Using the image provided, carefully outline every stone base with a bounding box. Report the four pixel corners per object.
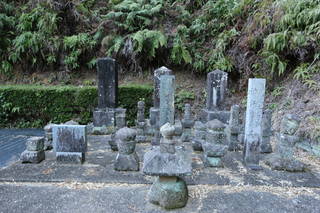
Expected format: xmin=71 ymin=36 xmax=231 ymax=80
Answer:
xmin=260 ymin=140 xmax=273 ymax=153
xmin=20 ymin=150 xmax=45 ymax=163
xmin=56 ymin=152 xmax=84 ymax=164
xmin=181 ymin=128 xmax=193 ymax=142
xmin=200 ymin=109 xmax=230 ymax=124
xmin=92 ymin=126 xmax=114 ymax=135
xmin=203 ymin=156 xmax=223 ymax=167
xmin=114 ymin=152 xmax=139 ymax=171
xmin=148 ymin=176 xmax=188 ymax=209
xmin=191 ymin=139 xmax=203 ymax=151
xmin=265 ymin=155 xmax=307 ymax=172
xmin=202 ymin=142 xmax=227 ymax=157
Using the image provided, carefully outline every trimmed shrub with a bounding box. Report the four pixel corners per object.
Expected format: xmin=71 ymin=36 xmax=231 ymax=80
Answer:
xmin=0 ymin=84 xmax=153 ymax=128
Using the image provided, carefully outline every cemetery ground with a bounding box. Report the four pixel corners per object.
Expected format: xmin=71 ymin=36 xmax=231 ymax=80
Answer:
xmin=0 ymin=130 xmax=320 ymax=212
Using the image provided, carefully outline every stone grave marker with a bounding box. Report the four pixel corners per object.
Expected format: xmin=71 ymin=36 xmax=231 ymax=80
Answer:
xmin=243 ymin=78 xmax=266 ymax=170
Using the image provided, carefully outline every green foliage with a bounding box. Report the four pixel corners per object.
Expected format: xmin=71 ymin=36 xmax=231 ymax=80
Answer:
xmin=63 ymin=33 xmax=97 ymax=69
xmin=0 ymin=84 xmax=153 ymax=128
xmin=175 ymin=90 xmax=195 ymax=111
xmin=131 ymin=30 xmax=167 ymax=58
xmin=105 ymin=0 xmax=163 ymax=32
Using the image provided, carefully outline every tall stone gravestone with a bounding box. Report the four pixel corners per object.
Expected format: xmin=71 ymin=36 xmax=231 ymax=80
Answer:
xmin=200 ymin=70 xmax=230 ymax=123
xmin=92 ymin=57 xmax=118 ymax=135
xmin=243 ymin=78 xmax=266 ymax=170
xmin=150 ymin=67 xmax=172 ymax=145
xmin=53 ymin=125 xmax=87 ymax=164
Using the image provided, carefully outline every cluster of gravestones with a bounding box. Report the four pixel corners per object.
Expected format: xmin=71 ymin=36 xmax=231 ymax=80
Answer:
xmin=20 ymin=57 xmax=307 ymax=210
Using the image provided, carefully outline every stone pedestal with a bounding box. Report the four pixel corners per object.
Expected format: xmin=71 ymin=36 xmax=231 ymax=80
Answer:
xmin=44 ymin=124 xmax=54 ymax=150
xmin=266 ymin=114 xmax=306 ymax=172
xmin=21 ymin=137 xmax=45 ymax=163
xmin=136 ymin=101 xmax=147 ymax=143
xmin=143 ymin=123 xmax=191 ymax=209
xmin=202 ymin=119 xmax=227 ymax=167
xmin=114 ymin=127 xmax=139 ymax=171
xmin=181 ymin=104 xmax=194 ymax=142
xmin=226 ymin=105 xmax=241 ymax=151
xmin=260 ymin=109 xmax=273 ymax=153
xmin=192 ymin=121 xmax=206 ymax=151
xmin=53 ymin=125 xmax=87 ymax=164
xmin=148 ymin=176 xmax=188 ymax=210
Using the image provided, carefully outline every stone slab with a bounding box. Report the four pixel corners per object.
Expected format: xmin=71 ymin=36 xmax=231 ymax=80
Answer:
xmin=56 ymin=152 xmax=84 ymax=164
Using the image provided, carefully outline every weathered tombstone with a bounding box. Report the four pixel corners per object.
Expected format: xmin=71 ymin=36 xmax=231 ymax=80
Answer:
xmin=181 ymin=104 xmax=195 ymax=142
xmin=92 ymin=57 xmax=118 ymax=135
xmin=260 ymin=109 xmax=273 ymax=153
xmin=192 ymin=121 xmax=206 ymax=151
xmin=115 ymin=108 xmax=126 ymax=129
xmin=202 ymin=119 xmax=228 ymax=167
xmin=225 ymin=105 xmax=241 ymax=151
xmin=136 ymin=101 xmax=147 ymax=143
xmin=97 ymin=57 xmax=118 ymax=109
xmin=159 ymin=75 xmax=175 ymax=126
xmin=153 ymin=66 xmax=173 ymax=108
xmin=266 ymin=114 xmax=306 ymax=172
xmin=243 ymin=78 xmax=266 ymax=170
xmin=143 ymin=123 xmax=191 ymax=209
xmin=53 ymin=125 xmax=87 ymax=164
xmin=44 ymin=123 xmax=54 ymax=150
xmin=149 ymin=67 xmax=173 ymax=145
xmin=21 ymin=137 xmax=45 ymax=163
xmin=200 ymin=70 xmax=230 ymax=123
xmin=114 ymin=127 xmax=139 ymax=171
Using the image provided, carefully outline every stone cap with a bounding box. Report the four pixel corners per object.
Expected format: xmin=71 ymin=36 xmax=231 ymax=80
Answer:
xmin=142 ymin=146 xmax=192 ymax=176
xmin=160 ymin=123 xmax=175 ymax=138
xmin=115 ymin=127 xmax=137 ymax=141
xmin=206 ymin=119 xmax=225 ymax=130
xmin=194 ymin=121 xmax=206 ymax=130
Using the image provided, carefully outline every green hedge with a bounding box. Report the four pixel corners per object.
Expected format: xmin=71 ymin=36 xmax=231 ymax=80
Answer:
xmin=0 ymin=84 xmax=153 ymax=128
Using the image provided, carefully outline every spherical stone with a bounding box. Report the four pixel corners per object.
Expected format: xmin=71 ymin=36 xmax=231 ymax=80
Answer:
xmin=206 ymin=119 xmax=225 ymax=131
xmin=160 ymin=123 xmax=175 ymax=138
xmin=115 ymin=127 xmax=137 ymax=141
xmin=191 ymin=139 xmax=203 ymax=151
xmin=148 ymin=177 xmax=188 ymax=209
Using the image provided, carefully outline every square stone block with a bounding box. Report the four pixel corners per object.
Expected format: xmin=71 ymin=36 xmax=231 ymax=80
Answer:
xmin=26 ymin=137 xmax=44 ymax=151
xmin=53 ymin=125 xmax=87 ymax=153
xmin=20 ymin=150 xmax=45 ymax=163
xmin=56 ymin=152 xmax=84 ymax=164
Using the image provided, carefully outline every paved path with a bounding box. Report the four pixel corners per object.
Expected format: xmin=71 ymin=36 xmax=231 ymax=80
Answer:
xmin=0 ymin=129 xmax=44 ymax=168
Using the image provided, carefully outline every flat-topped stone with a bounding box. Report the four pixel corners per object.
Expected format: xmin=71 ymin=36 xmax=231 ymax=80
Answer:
xmin=26 ymin=137 xmax=44 ymax=151
xmin=142 ymin=146 xmax=192 ymax=176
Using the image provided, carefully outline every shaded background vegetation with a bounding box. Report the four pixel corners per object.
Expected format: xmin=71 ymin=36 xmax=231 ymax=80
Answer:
xmin=0 ymin=0 xmax=319 ymax=87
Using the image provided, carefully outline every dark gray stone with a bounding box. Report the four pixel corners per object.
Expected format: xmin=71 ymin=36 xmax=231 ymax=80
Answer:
xmin=203 ymin=156 xmax=224 ymax=167
xmin=115 ymin=108 xmax=126 ymax=129
xmin=149 ymin=107 xmax=159 ymax=127
xmin=206 ymin=119 xmax=226 ymax=145
xmin=243 ymin=78 xmax=266 ymax=170
xmin=260 ymin=109 xmax=273 ymax=153
xmin=174 ymin=120 xmax=183 ymax=136
xmin=206 ymin=70 xmax=228 ymax=111
xmin=56 ymin=152 xmax=84 ymax=164
xmin=93 ymin=109 xmax=108 ymax=127
xmin=97 ymin=57 xmax=118 ymax=109
xmin=137 ymin=101 xmax=145 ymax=122
xmin=159 ymin=75 xmax=175 ymax=126
xmin=26 ymin=137 xmax=44 ymax=151
xmin=114 ymin=127 xmax=139 ymax=171
xmin=20 ymin=150 xmax=45 ymax=163
xmin=44 ymin=124 xmax=54 ymax=150
xmin=181 ymin=128 xmax=193 ymax=143
xmin=53 ymin=125 xmax=87 ymax=153
xmin=148 ymin=176 xmax=188 ymax=209
xmin=280 ymin=114 xmax=301 ymax=135
xmin=114 ymin=152 xmax=139 ymax=171
xmin=108 ymin=133 xmax=118 ymax=151
xmin=192 ymin=121 xmax=206 ymax=151
xmin=200 ymin=109 xmax=230 ymax=123
xmin=202 ymin=142 xmax=228 ymax=157
xmin=266 ymin=155 xmax=307 ymax=172
xmin=226 ymin=105 xmax=240 ymax=151
xmin=153 ymin=66 xmax=172 ymax=108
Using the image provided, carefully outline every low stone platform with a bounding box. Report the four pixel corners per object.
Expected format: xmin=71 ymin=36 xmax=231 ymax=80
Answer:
xmin=0 ymin=135 xmax=319 ymax=188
